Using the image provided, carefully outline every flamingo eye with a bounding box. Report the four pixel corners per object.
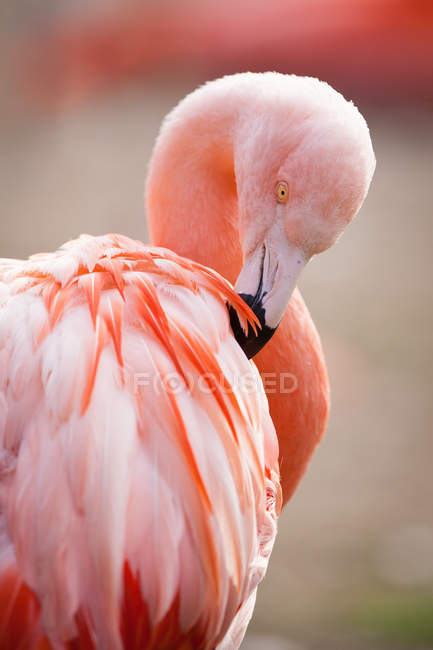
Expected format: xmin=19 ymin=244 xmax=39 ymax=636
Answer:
xmin=275 ymin=181 xmax=289 ymax=204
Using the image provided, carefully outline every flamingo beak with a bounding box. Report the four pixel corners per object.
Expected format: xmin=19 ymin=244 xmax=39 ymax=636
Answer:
xmin=229 ymin=228 xmax=307 ymax=359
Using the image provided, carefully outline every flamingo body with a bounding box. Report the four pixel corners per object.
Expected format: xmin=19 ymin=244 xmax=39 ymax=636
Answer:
xmin=0 ymin=72 xmax=375 ymax=648
xmin=0 ymin=234 xmax=280 ymax=649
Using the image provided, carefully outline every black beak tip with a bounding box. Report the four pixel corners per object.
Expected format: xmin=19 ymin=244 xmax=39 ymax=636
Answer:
xmin=228 ymin=293 xmax=276 ymax=359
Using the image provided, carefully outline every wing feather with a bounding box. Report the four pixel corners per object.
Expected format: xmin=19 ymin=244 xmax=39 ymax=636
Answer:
xmin=0 ymin=234 xmax=280 ymax=649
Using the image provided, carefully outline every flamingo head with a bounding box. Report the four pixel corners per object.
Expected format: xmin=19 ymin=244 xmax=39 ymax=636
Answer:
xmin=229 ymin=74 xmax=376 ymax=357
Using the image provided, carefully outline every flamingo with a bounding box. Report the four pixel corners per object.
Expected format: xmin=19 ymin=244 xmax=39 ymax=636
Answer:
xmin=19 ymin=0 xmax=433 ymax=105
xmin=0 ymin=72 xmax=375 ymax=649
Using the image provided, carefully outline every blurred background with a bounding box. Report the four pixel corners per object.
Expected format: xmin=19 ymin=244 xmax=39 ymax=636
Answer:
xmin=1 ymin=0 xmax=432 ymax=648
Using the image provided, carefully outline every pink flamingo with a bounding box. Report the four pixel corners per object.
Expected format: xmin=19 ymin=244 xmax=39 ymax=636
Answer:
xmin=21 ymin=0 xmax=433 ymax=106
xmin=0 ymin=73 xmax=375 ymax=649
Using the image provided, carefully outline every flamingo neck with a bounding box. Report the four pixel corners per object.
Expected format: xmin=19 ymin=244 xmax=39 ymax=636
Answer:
xmin=146 ymin=86 xmax=243 ymax=283
xmin=146 ymin=84 xmax=330 ymax=506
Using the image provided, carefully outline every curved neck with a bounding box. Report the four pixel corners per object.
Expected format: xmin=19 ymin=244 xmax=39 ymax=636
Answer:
xmin=146 ymin=84 xmax=330 ymax=506
xmin=146 ymin=87 xmax=243 ymax=283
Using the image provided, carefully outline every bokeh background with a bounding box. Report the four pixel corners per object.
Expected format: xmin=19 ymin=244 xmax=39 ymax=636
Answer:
xmin=1 ymin=1 xmax=432 ymax=648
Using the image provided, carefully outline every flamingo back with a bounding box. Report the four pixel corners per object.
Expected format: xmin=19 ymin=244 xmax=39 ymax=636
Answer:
xmin=0 ymin=234 xmax=280 ymax=650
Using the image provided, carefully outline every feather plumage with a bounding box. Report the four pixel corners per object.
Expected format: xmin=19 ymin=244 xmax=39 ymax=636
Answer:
xmin=0 ymin=233 xmax=280 ymax=649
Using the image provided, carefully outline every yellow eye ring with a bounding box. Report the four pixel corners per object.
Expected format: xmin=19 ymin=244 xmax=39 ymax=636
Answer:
xmin=275 ymin=180 xmax=289 ymax=204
